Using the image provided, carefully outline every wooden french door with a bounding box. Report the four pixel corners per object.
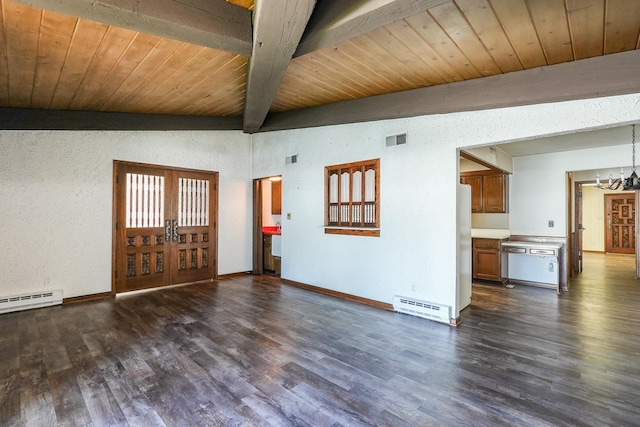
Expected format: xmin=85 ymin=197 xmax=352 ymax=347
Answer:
xmin=114 ymin=162 xmax=218 ymax=293
xmin=605 ymin=193 xmax=635 ymax=254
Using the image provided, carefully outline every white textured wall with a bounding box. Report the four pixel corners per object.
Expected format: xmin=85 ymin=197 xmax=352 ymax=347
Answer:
xmin=253 ymin=118 xmax=460 ymax=310
xmin=0 ymin=130 xmax=252 ymax=299
xmin=1 ymin=93 xmax=639 ymax=317
xmin=253 ymin=93 xmax=640 ymax=318
xmin=510 ymin=143 xmax=633 ymax=237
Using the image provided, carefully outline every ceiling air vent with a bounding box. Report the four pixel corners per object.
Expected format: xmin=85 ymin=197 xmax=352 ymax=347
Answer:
xmin=386 ymin=133 xmax=407 ymax=147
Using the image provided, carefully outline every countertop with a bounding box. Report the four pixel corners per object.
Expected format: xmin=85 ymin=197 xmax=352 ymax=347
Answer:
xmin=471 ymin=228 xmax=510 ymax=239
xmin=263 ymin=226 xmax=281 ymax=235
xmin=502 ymin=241 xmax=563 ymax=250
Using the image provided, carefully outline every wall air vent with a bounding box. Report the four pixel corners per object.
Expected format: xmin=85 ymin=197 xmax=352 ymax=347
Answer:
xmin=286 ymin=154 xmax=298 ymax=164
xmin=386 ymin=133 xmax=407 ymax=147
xmin=392 ymin=295 xmax=451 ymax=324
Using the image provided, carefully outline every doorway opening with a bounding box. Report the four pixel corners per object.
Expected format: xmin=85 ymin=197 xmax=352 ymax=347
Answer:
xmin=570 ymin=175 xmax=637 ymax=281
xmin=112 ymin=161 xmax=219 ymax=294
xmin=252 ymin=176 xmax=282 ymax=276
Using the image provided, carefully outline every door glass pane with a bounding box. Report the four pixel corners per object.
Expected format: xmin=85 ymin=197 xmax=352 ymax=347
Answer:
xmin=125 ymin=173 xmax=164 ymax=228
xmin=178 ymin=178 xmax=209 ymax=227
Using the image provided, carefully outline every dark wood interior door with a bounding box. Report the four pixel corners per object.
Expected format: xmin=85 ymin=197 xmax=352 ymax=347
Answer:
xmin=605 ymin=193 xmax=635 ymax=254
xmin=170 ymin=170 xmax=217 ymax=285
xmin=115 ymin=162 xmax=218 ymax=293
xmin=575 ymin=182 xmax=583 ymax=274
xmin=252 ymin=179 xmax=264 ymax=275
xmin=115 ymin=164 xmax=171 ymax=292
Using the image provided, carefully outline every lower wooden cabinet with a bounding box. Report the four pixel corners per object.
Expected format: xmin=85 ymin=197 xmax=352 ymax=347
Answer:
xmin=472 ymin=238 xmax=506 ymax=283
xmin=263 ymin=234 xmax=274 ymax=271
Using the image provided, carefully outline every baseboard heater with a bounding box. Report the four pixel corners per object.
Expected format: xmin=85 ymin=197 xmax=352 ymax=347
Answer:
xmin=0 ymin=290 xmax=63 ymax=314
xmin=393 ymin=296 xmax=451 ymax=324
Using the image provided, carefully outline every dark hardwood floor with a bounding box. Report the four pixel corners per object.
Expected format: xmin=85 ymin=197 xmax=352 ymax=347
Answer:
xmin=2 ymin=252 xmax=640 ymax=426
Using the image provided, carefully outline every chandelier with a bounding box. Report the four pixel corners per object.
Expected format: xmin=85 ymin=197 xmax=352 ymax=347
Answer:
xmin=596 ymin=124 xmax=639 ymax=191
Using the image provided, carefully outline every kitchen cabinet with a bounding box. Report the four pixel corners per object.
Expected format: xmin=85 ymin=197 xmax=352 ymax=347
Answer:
xmin=460 ymin=175 xmax=482 ymax=212
xmin=271 ymin=180 xmax=282 ymax=215
xmin=263 ymin=234 xmax=274 ymax=271
xmin=472 ymin=238 xmax=506 ymax=283
xmin=460 ymin=172 xmax=508 ymax=213
xmin=482 ymin=174 xmax=507 ymax=213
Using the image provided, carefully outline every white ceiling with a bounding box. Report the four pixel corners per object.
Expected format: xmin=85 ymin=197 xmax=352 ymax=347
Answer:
xmin=461 ymin=123 xmax=639 ymax=175
xmin=496 ymin=125 xmax=635 ymax=157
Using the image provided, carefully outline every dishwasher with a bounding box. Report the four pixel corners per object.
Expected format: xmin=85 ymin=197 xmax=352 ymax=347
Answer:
xmin=501 ymin=241 xmax=563 ymax=293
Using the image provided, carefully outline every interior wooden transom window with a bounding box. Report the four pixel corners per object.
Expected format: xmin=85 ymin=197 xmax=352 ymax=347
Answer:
xmin=325 ymin=158 xmax=380 ymax=236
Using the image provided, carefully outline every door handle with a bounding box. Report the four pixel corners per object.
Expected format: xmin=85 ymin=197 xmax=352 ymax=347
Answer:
xmin=172 ymin=219 xmax=179 ymax=242
xmin=165 ymin=220 xmax=171 ymax=243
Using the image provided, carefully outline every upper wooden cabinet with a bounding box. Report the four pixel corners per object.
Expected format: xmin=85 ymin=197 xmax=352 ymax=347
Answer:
xmin=460 ymin=175 xmax=483 ymax=212
xmin=460 ymin=171 xmax=508 ymax=213
xmin=482 ymin=174 xmax=507 ymax=213
xmin=271 ymin=180 xmax=282 ymax=215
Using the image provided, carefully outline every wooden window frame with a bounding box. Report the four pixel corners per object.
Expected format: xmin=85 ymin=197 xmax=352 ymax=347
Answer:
xmin=325 ymin=158 xmax=380 ymax=237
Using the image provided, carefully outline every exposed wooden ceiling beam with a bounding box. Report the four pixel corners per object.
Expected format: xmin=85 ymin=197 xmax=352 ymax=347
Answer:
xmin=243 ymin=0 xmax=316 ymax=133
xmin=0 ymin=108 xmax=243 ymax=131
xmin=14 ymin=0 xmax=253 ymax=56
xmin=294 ymin=0 xmax=449 ymax=57
xmin=260 ymin=50 xmax=640 ymax=132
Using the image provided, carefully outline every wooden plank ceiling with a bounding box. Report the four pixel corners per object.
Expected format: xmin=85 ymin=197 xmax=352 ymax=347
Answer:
xmin=1 ymin=0 xmax=639 ymax=133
